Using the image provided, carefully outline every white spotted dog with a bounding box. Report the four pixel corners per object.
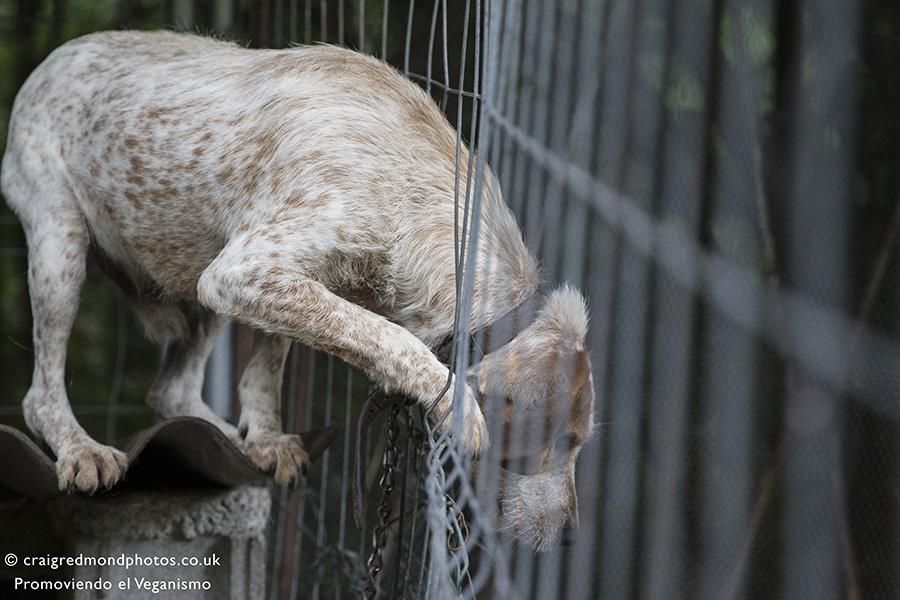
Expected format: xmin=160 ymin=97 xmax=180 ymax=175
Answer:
xmin=1 ymin=31 xmax=594 ymax=550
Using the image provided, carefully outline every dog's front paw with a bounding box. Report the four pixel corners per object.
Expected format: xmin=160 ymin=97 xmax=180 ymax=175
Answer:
xmin=243 ymin=433 xmax=309 ymax=486
xmin=56 ymin=441 xmax=128 ymax=493
xmin=431 ymin=377 xmax=489 ymax=456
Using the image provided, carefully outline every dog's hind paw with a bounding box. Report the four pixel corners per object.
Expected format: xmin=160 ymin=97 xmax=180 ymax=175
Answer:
xmin=57 ymin=441 xmax=128 ymax=493
xmin=243 ymin=433 xmax=309 ymax=486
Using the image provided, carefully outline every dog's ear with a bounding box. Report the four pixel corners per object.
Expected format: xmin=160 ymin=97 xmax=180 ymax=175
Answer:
xmin=532 ymin=285 xmax=588 ymax=351
xmin=470 ymin=285 xmax=590 ymax=408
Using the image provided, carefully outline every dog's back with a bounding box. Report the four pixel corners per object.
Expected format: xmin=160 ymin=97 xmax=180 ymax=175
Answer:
xmin=3 ymin=31 xmax=536 ymax=343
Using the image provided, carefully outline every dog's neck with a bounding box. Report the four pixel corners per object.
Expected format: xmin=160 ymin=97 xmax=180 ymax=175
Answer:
xmin=435 ymin=291 xmax=541 ymax=365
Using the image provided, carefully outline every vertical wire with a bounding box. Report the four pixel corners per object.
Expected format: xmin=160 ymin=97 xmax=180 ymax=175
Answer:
xmin=506 ymin=0 xmax=561 ymax=594
xmin=531 ymin=0 xmax=575 ymax=273
xmin=403 ymin=0 xmax=415 ymax=74
xmin=275 ymin=0 xmax=284 ymax=45
xmin=568 ymin=219 xmax=621 ymax=597
xmin=515 ymin=0 xmax=557 ymax=263
xmin=360 ymin=387 xmax=375 ymax=594
xmin=269 ymin=10 xmax=300 ymax=600
xmin=338 ymin=0 xmax=345 ymax=45
xmin=454 ymin=2 xmax=508 ymax=598
xmin=489 ymin=0 xmax=523 ymax=219
xmin=532 ymin=3 xmax=585 ymax=598
xmin=290 ymin=0 xmax=299 ymax=44
xmin=321 ymin=0 xmax=328 ymax=41
xmin=335 ymin=367 xmax=354 ymax=600
xmin=403 ymin=442 xmax=422 ymax=596
xmin=469 ymin=29 xmax=533 ymax=592
xmin=439 ymin=0 xmax=450 ymax=110
xmin=443 ymin=1 xmax=509 ymax=597
xmin=525 ymin=4 xmax=578 ymax=590
xmin=401 ymin=1 xmax=425 ymax=591
xmin=312 ymin=355 xmax=335 ymax=600
xmin=389 ymin=420 xmax=413 ymax=598
xmin=381 ymin=0 xmax=389 ymax=59
xmin=214 ymin=0 xmax=235 ymax=34
xmin=783 ymin=0 xmax=858 ymax=598
xmin=439 ymin=0 xmax=484 ymax=444
xmin=558 ymin=0 xmax=599 ymax=287
xmin=893 ymin=210 xmax=900 ymax=600
xmin=505 ymin=0 xmax=541 ymax=222
xmin=359 ymin=0 xmax=366 ymax=50
xmin=561 ymin=3 xmax=612 ymax=598
xmin=593 ymin=0 xmax=648 ymax=596
xmin=173 ymin=0 xmax=195 ymax=29
xmin=442 ymin=3 xmax=489 ymax=597
xmin=455 ymin=0 xmax=485 ymax=454
xmin=485 ymin=0 xmax=539 ymax=591
xmin=696 ymin=1 xmax=771 ymax=597
xmin=189 ymin=0 xmax=232 ymax=428
xmin=271 ymin=343 xmax=302 ymax=600
xmin=642 ymin=0 xmax=717 ymax=598
xmin=420 ymin=0 xmax=454 ymax=598
xmin=425 ymin=0 xmax=441 ymax=96
xmin=272 ymin=10 xmax=301 ymax=597
xmin=478 ymin=0 xmax=531 ymax=598
xmin=290 ymin=350 xmax=318 ymax=600
xmin=105 ymin=292 xmax=126 ymax=444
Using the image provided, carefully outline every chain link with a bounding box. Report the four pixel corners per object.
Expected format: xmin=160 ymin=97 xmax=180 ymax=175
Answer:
xmin=365 ymin=402 xmax=403 ymax=599
xmin=445 ymin=493 xmax=469 ymax=552
xmin=363 ymin=401 xmax=473 ymax=598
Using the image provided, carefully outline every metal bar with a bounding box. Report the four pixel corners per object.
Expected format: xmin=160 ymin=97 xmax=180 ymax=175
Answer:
xmin=103 ymin=293 xmax=127 ymax=445
xmin=271 ymin=343 xmax=302 ymax=600
xmin=590 ymin=0 xmax=646 ymax=597
xmin=381 ymin=0 xmax=389 ymax=59
xmin=696 ymin=1 xmax=772 ymax=598
xmin=335 ymin=367 xmax=354 ymax=600
xmin=173 ymin=0 xmax=195 ymax=28
xmin=289 ymin=349 xmax=318 ymax=599
xmin=783 ymin=0 xmax=858 ymax=598
xmin=311 ymin=355 xmax=336 ymax=600
xmin=642 ymin=0 xmax=716 ymax=598
xmin=563 ymin=5 xmax=613 ymax=597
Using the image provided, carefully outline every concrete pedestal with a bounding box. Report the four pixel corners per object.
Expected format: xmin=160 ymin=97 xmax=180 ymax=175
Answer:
xmin=1 ymin=486 xmax=270 ymax=599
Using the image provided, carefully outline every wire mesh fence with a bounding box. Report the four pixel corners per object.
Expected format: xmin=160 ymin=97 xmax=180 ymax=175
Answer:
xmin=1 ymin=0 xmax=899 ymax=598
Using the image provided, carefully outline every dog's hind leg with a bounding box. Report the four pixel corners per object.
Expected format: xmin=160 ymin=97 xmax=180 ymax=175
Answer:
xmin=235 ymin=330 xmax=307 ymax=484
xmin=2 ymin=170 xmax=128 ymax=493
xmin=144 ymin=306 xmax=240 ymax=442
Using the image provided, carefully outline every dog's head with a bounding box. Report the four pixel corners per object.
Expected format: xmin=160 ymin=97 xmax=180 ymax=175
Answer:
xmin=470 ymin=286 xmax=594 ymax=552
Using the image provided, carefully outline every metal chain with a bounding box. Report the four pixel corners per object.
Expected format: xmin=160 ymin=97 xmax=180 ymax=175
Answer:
xmin=365 ymin=402 xmax=403 ymax=599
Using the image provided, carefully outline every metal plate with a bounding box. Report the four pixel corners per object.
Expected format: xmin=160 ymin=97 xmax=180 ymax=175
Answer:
xmin=0 ymin=417 xmax=338 ymax=500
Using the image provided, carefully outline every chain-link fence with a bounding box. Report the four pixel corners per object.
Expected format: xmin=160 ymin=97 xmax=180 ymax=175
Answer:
xmin=1 ymin=0 xmax=899 ymax=598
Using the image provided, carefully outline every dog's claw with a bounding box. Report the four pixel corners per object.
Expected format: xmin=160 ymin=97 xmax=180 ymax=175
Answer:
xmin=243 ymin=432 xmax=309 ymax=486
xmin=57 ymin=442 xmax=128 ymax=493
xmin=431 ymin=379 xmax=489 ymax=456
